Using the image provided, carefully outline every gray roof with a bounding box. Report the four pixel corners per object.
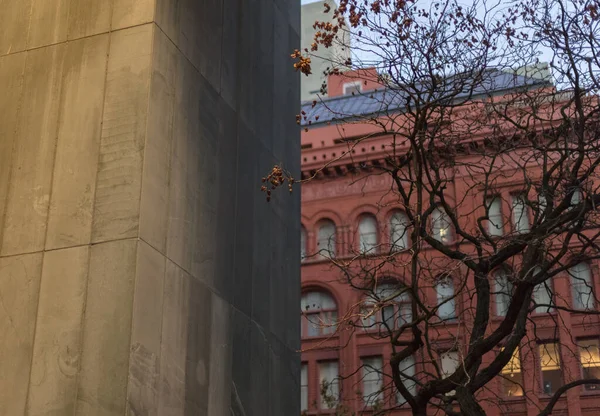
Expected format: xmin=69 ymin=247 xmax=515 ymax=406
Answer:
xmin=300 ymin=69 xmax=550 ymax=126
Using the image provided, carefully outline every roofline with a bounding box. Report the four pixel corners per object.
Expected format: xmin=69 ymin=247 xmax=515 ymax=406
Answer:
xmin=301 ymin=78 xmax=552 ymax=127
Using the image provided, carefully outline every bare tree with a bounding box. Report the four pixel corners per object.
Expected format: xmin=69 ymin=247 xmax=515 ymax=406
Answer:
xmin=267 ymin=0 xmax=600 ymax=415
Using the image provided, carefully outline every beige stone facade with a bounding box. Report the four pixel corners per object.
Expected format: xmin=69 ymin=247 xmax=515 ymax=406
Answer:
xmin=0 ymin=1 xmax=301 ymax=415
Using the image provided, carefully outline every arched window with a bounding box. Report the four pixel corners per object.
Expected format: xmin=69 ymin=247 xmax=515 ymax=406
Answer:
xmin=317 ymin=220 xmax=336 ymax=258
xmin=359 ymin=215 xmax=378 ymax=254
xmin=569 ymin=262 xmax=594 ymax=310
xmin=301 ymin=290 xmax=337 ymax=337
xmin=301 ymin=226 xmax=307 ymax=262
xmin=436 ymin=277 xmax=456 ymax=319
xmin=494 ymin=268 xmax=513 ymax=316
xmin=390 ymin=211 xmax=409 ymax=251
xmin=362 ymin=282 xmax=412 ymax=331
xmin=432 ymin=206 xmax=452 ymax=243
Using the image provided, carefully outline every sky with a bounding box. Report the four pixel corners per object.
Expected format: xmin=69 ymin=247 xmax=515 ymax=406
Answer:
xmin=299 ymin=0 xmax=557 ymax=83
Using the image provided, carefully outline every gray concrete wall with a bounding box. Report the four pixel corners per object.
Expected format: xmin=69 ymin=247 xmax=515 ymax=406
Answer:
xmin=0 ymin=1 xmax=300 ymax=415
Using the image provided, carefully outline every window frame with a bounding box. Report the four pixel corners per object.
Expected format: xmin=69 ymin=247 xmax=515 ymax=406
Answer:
xmin=493 ymin=268 xmax=514 ymax=317
xmin=317 ymin=219 xmax=337 ymax=259
xmin=396 ymin=355 xmax=417 ymax=405
xmin=389 ymin=211 xmax=410 ymax=251
xmin=361 ymin=282 xmax=412 ymax=332
xmin=301 ymin=290 xmax=338 ymax=339
xmin=570 ymin=186 xmax=583 ymax=210
xmin=343 ymin=80 xmax=362 ymax=96
xmin=301 ymin=362 xmax=309 ymax=411
xmin=318 ymin=360 xmax=340 ymax=410
xmin=569 ymin=262 xmax=595 ymax=311
xmin=301 ymin=226 xmax=307 ymax=262
xmin=532 ymin=277 xmax=554 ymax=314
xmin=577 ymin=338 xmax=600 ymax=392
xmin=436 ymin=276 xmax=457 ymax=320
xmin=511 ymin=193 xmax=531 ymax=234
xmin=361 ymin=356 xmax=384 ymax=407
xmin=486 ymin=196 xmax=504 ymax=237
xmin=431 ymin=206 xmax=453 ymax=244
xmin=538 ymin=342 xmax=563 ymax=395
xmin=358 ymin=214 xmax=379 ymax=254
xmin=498 ymin=346 xmax=524 ymax=398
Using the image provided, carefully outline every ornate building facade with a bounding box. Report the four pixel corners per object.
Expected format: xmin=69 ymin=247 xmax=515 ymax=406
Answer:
xmin=299 ymin=68 xmax=600 ymax=415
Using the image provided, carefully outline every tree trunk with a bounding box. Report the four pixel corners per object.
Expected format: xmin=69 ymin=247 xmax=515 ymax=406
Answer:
xmin=456 ymin=386 xmax=486 ymax=416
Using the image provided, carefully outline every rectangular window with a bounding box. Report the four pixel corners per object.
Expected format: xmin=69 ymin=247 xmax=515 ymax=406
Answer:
xmin=569 ymin=263 xmax=594 ymax=310
xmin=441 ymin=351 xmax=460 ymax=378
xmin=381 ymin=304 xmax=396 ymax=330
xmin=343 ymin=81 xmax=362 ymax=95
xmin=390 ymin=212 xmax=409 ymax=251
xmin=396 ymin=356 xmax=417 ymax=405
xmin=436 ymin=278 xmax=456 ymax=320
xmin=440 ymin=351 xmax=460 ymax=396
xmin=301 ymin=363 xmax=308 ymax=411
xmin=361 ymin=306 xmax=377 ymax=330
xmin=432 ymin=207 xmax=452 ymax=243
xmin=500 ymin=347 xmax=523 ymax=397
xmin=538 ymin=193 xmax=548 ymax=215
xmin=486 ymin=197 xmax=504 ymax=236
xmin=494 ymin=270 xmax=513 ymax=316
xmin=317 ymin=222 xmax=336 ymax=259
xmin=539 ymin=343 xmax=562 ymax=394
xmin=301 ymin=228 xmax=307 ymax=262
xmin=319 ymin=361 xmax=339 ymax=409
xmin=362 ymin=356 xmax=383 ymax=406
xmin=512 ymin=194 xmax=530 ymax=233
xmin=579 ymin=339 xmax=600 ymax=390
xmin=359 ymin=216 xmax=378 ymax=254
xmin=533 ymin=280 xmax=554 ymax=313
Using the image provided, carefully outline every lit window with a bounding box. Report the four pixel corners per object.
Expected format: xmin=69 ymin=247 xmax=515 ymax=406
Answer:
xmin=494 ymin=269 xmax=513 ymax=316
xmin=301 ymin=291 xmax=337 ymax=337
xmin=539 ymin=343 xmax=562 ymax=394
xmin=396 ymin=355 xmax=417 ymax=405
xmin=436 ymin=277 xmax=456 ymax=320
xmin=362 ymin=283 xmax=412 ymax=331
xmin=512 ymin=194 xmax=530 ymax=233
xmin=359 ymin=215 xmax=378 ymax=254
xmin=301 ymin=363 xmax=308 ymax=411
xmin=569 ymin=263 xmax=594 ymax=310
xmin=317 ymin=220 xmax=336 ymax=258
xmin=362 ymin=356 xmax=383 ymax=406
xmin=486 ymin=197 xmax=504 ymax=236
xmin=390 ymin=211 xmax=409 ymax=250
xmin=319 ymin=361 xmax=339 ymax=409
xmin=500 ymin=347 xmax=523 ymax=396
xmin=579 ymin=339 xmax=600 ymax=390
xmin=432 ymin=206 xmax=452 ymax=243
xmin=301 ymin=226 xmax=307 ymax=262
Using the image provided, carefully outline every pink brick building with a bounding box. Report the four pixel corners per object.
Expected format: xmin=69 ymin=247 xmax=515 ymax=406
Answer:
xmin=299 ymin=69 xmax=600 ymax=415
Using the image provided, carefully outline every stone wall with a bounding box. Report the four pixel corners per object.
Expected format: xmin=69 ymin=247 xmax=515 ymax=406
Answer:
xmin=0 ymin=1 xmax=300 ymax=415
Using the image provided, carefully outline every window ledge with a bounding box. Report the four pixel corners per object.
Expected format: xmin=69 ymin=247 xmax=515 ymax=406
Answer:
xmin=500 ymin=395 xmax=526 ymax=402
xmin=301 ymin=334 xmax=339 ymax=341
